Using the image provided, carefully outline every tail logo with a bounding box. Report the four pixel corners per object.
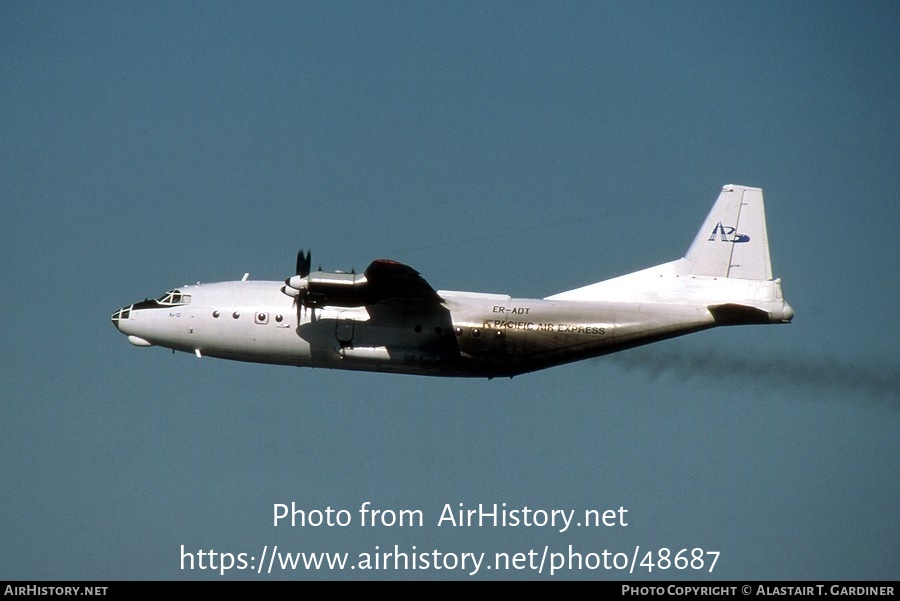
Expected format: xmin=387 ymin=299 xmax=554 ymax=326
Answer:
xmin=709 ymin=222 xmax=750 ymax=243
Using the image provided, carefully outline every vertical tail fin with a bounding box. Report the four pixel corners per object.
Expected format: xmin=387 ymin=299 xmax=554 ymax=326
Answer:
xmin=545 ymin=183 xmax=792 ymax=325
xmin=683 ymin=184 xmax=773 ymax=280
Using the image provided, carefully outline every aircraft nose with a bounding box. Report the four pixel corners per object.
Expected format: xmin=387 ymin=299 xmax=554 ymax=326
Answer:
xmin=110 ymin=306 xmax=132 ymax=331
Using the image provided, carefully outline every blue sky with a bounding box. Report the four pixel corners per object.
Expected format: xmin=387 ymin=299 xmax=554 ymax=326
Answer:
xmin=2 ymin=0 xmax=897 ymax=580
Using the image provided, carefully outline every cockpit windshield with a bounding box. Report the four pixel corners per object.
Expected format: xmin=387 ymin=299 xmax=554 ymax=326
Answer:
xmin=155 ymin=289 xmax=192 ymax=305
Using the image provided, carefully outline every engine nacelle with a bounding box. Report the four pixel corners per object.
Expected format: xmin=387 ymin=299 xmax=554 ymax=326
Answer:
xmin=308 ymin=271 xmax=365 ymax=290
xmin=282 ymin=271 xmax=371 ymax=307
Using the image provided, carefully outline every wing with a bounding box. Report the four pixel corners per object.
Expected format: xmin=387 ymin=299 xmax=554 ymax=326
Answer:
xmin=362 ymin=259 xmax=443 ymax=304
xmin=283 ymin=256 xmax=443 ymax=308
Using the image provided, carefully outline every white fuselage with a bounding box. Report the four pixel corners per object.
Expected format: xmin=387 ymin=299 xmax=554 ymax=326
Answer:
xmin=110 ymin=185 xmax=795 ymax=378
xmin=111 ymin=277 xmax=788 ymax=378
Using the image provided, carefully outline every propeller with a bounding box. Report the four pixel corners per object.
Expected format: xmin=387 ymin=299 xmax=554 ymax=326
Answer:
xmin=283 ymin=249 xmax=314 ymax=323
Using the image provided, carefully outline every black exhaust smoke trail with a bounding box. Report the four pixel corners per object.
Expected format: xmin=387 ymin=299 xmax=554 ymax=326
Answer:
xmin=607 ymin=348 xmax=900 ymax=408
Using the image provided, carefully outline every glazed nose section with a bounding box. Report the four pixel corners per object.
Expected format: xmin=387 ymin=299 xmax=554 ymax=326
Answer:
xmin=110 ymin=306 xmax=132 ymax=330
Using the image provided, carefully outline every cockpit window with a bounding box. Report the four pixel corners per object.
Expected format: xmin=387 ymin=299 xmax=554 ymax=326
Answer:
xmin=155 ymin=289 xmax=192 ymax=305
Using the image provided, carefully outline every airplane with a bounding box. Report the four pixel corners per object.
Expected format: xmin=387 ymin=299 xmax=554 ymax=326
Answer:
xmin=111 ymin=184 xmax=793 ymax=378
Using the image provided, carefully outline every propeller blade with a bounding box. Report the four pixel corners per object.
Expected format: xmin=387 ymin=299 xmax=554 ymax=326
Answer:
xmin=296 ymin=249 xmax=311 ymax=278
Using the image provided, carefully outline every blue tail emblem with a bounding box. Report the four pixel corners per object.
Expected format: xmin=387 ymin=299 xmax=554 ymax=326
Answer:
xmin=709 ymin=222 xmax=750 ymax=243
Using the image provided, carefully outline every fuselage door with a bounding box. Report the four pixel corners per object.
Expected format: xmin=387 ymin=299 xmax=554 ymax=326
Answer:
xmin=335 ymin=312 xmax=354 ymax=346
